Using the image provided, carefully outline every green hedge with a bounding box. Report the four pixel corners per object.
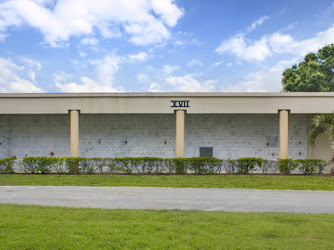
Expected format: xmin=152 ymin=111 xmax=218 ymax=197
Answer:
xmin=0 ymin=156 xmax=17 ymax=173
xmin=0 ymin=156 xmax=329 ymax=175
xmin=278 ymin=159 xmax=327 ymax=175
xmin=230 ymin=157 xmax=266 ymax=174
xmin=111 ymin=157 xmax=165 ymax=174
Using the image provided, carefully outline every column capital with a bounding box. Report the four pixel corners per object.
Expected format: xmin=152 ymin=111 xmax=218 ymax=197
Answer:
xmin=278 ymin=109 xmax=290 ymax=113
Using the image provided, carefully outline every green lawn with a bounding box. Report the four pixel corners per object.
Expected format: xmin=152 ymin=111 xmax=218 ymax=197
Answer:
xmin=0 ymin=204 xmax=333 ymax=249
xmin=1 ymin=174 xmax=334 ymax=190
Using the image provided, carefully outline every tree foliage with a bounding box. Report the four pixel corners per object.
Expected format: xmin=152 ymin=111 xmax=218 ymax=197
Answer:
xmin=308 ymin=114 xmax=334 ymax=146
xmin=282 ymin=44 xmax=334 ymax=92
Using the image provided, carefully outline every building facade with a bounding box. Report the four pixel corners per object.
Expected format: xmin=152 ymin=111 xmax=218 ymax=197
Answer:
xmin=0 ymin=93 xmax=333 ymax=160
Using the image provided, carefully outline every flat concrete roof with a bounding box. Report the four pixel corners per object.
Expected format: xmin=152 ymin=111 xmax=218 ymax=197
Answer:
xmin=0 ymin=92 xmax=334 ymax=114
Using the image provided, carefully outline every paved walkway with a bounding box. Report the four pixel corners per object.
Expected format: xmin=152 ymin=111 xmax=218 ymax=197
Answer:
xmin=1 ymin=186 xmax=334 ymax=214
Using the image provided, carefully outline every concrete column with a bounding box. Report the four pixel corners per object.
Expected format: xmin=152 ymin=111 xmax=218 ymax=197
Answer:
xmin=307 ymin=114 xmax=314 ymax=159
xmin=279 ymin=110 xmax=289 ymax=159
xmin=70 ymin=110 xmax=79 ymax=157
xmin=176 ymin=110 xmax=185 ymax=158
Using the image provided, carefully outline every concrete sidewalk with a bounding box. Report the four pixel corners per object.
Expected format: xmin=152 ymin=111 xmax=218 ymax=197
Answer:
xmin=1 ymin=186 xmax=334 ymax=214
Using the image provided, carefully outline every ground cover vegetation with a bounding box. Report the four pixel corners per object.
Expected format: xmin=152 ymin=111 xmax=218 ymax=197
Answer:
xmin=0 ymin=204 xmax=333 ymax=249
xmin=1 ymin=174 xmax=334 ymax=191
xmin=0 ymin=156 xmax=327 ymax=175
xmin=2 ymin=157 xmax=332 ymax=190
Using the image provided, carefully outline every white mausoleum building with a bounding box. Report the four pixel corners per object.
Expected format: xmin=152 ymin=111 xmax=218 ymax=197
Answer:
xmin=0 ymin=92 xmax=333 ymax=160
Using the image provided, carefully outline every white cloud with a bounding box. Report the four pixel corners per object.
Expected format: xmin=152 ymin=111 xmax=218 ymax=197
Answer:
xmin=248 ymin=16 xmax=269 ymax=32
xmin=124 ymin=17 xmax=170 ymax=46
xmin=171 ymin=30 xmax=201 ymax=48
xmin=29 ymin=71 xmax=36 ymax=82
xmin=291 ymin=25 xmax=334 ymax=56
xmin=150 ymin=0 xmax=184 ymax=27
xmin=0 ymin=57 xmax=44 ymax=93
xmin=226 ymin=62 xmax=232 ymax=67
xmin=147 ymin=73 xmax=216 ymax=92
xmin=191 ymin=38 xmax=201 ymax=46
xmin=268 ymin=33 xmax=295 ymax=54
xmin=0 ymin=33 xmax=7 ymax=41
xmin=210 ymin=61 xmax=224 ymax=68
xmin=78 ymin=52 xmax=87 ymax=58
xmin=187 ymin=59 xmax=202 ymax=67
xmin=137 ymin=73 xmax=149 ymax=83
xmin=148 ymin=82 xmax=162 ymax=92
xmin=54 ymin=71 xmax=72 ymax=83
xmin=81 ymin=37 xmax=98 ymax=45
xmin=216 ymin=20 xmax=334 ymax=62
xmin=322 ymin=2 xmax=334 ymax=17
xmin=0 ymin=0 xmax=184 ymax=46
xmin=163 ymin=64 xmax=180 ymax=75
xmin=174 ymin=40 xmax=183 ymax=46
xmin=19 ymin=57 xmax=42 ymax=70
xmin=6 ymin=79 xmax=42 ymax=93
xmin=166 ymin=74 xmax=216 ymax=92
xmin=216 ymin=35 xmax=272 ymax=61
xmin=221 ymin=59 xmax=298 ymax=92
xmin=128 ymin=52 xmax=149 ymax=63
xmin=269 ymin=58 xmax=299 ymax=72
xmin=55 ymin=53 xmax=124 ymax=92
xmin=98 ymin=24 xmax=122 ymax=39
xmin=215 ymin=14 xmax=269 ymax=57
xmin=222 ymin=70 xmax=282 ymax=92
xmin=55 ymin=76 xmax=122 ymax=92
xmin=90 ymin=54 xmax=122 ymax=85
xmin=268 ymin=26 xmax=334 ymax=57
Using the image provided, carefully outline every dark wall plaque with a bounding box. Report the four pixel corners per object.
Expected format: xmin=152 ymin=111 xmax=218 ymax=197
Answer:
xmin=170 ymin=100 xmax=190 ymax=108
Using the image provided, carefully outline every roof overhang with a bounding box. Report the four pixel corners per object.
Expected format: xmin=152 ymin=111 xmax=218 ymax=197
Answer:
xmin=0 ymin=92 xmax=333 ymax=114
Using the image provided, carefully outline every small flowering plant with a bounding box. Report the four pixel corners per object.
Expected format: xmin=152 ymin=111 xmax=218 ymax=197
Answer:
xmin=50 ymin=151 xmax=55 ymax=156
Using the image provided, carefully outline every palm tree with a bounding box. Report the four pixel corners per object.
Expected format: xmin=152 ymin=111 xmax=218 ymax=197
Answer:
xmin=308 ymin=114 xmax=334 ymax=173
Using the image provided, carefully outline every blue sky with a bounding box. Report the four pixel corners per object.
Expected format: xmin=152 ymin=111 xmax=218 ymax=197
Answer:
xmin=0 ymin=0 xmax=333 ymax=93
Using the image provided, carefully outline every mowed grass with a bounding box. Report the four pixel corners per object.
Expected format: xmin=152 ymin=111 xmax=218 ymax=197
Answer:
xmin=0 ymin=204 xmax=333 ymax=249
xmin=1 ymin=174 xmax=334 ymax=190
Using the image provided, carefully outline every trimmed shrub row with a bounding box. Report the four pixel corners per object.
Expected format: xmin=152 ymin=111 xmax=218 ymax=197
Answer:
xmin=0 ymin=156 xmax=327 ymax=175
xmin=0 ymin=156 xmax=17 ymax=173
xmin=277 ymin=159 xmax=327 ymax=175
